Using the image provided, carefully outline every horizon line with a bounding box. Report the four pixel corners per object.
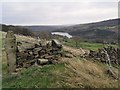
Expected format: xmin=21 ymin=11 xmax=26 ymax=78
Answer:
xmin=1 ymin=18 xmax=119 ymax=26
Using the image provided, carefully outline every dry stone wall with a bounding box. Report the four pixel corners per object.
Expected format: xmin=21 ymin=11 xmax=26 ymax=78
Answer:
xmin=4 ymin=31 xmax=17 ymax=74
xmin=89 ymin=46 xmax=119 ymax=65
xmin=16 ymin=39 xmax=63 ymax=68
xmin=5 ymin=31 xmax=63 ymax=73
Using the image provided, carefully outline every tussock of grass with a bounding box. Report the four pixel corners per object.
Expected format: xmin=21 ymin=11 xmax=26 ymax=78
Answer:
xmin=64 ymin=57 xmax=118 ymax=88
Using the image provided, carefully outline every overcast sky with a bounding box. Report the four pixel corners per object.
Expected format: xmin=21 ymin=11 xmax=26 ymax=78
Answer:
xmin=1 ymin=0 xmax=119 ymax=25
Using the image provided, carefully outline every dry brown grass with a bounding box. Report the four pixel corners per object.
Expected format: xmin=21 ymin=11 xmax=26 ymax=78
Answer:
xmin=63 ymin=45 xmax=87 ymax=56
xmin=1 ymin=31 xmax=38 ymax=44
xmin=62 ymin=57 xmax=118 ymax=88
xmin=16 ymin=34 xmax=37 ymax=42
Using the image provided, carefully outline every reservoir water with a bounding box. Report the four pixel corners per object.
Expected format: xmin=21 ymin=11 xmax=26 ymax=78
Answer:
xmin=51 ymin=32 xmax=72 ymax=38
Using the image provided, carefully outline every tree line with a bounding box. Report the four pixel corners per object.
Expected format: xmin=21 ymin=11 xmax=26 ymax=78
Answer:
xmin=1 ymin=24 xmax=34 ymax=36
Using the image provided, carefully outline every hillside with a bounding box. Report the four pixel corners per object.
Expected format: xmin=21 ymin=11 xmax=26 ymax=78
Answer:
xmin=54 ymin=18 xmax=119 ymax=42
xmin=1 ymin=24 xmax=34 ymax=37
xmin=1 ymin=31 xmax=118 ymax=88
xmin=24 ymin=25 xmax=66 ymax=32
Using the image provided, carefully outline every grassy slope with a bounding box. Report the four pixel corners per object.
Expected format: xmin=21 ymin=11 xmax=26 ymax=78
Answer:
xmin=2 ymin=57 xmax=118 ymax=88
xmin=64 ymin=39 xmax=118 ymax=51
xmin=64 ymin=57 xmax=118 ymax=88
xmin=57 ymin=19 xmax=119 ymax=42
xmin=3 ymin=63 xmax=66 ymax=88
xmin=1 ymin=31 xmax=118 ymax=88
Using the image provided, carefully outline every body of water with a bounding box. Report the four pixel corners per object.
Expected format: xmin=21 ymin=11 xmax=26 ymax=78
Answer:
xmin=51 ymin=32 xmax=72 ymax=38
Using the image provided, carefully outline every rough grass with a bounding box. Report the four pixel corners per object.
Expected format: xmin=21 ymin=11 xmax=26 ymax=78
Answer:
xmin=63 ymin=45 xmax=86 ymax=56
xmin=2 ymin=63 xmax=67 ymax=88
xmin=63 ymin=57 xmax=118 ymax=88
xmin=1 ymin=31 xmax=119 ymax=88
xmin=2 ymin=56 xmax=119 ymax=88
xmin=1 ymin=31 xmax=38 ymax=46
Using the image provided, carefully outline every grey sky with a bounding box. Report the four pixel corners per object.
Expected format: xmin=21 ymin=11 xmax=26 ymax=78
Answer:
xmin=1 ymin=1 xmax=118 ymax=25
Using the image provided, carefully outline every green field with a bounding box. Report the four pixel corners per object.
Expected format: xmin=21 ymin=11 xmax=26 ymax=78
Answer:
xmin=64 ymin=39 xmax=118 ymax=51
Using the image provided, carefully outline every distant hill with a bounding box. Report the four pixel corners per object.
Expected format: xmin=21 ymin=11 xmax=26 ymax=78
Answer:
xmin=1 ymin=24 xmax=34 ymax=36
xmin=24 ymin=25 xmax=67 ymax=32
xmin=54 ymin=18 xmax=119 ymax=42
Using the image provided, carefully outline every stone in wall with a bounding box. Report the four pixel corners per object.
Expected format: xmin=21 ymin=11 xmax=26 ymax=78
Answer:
xmin=4 ymin=31 xmax=17 ymax=74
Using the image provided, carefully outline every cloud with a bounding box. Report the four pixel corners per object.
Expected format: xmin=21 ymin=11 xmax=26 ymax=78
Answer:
xmin=2 ymin=2 xmax=118 ymax=25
